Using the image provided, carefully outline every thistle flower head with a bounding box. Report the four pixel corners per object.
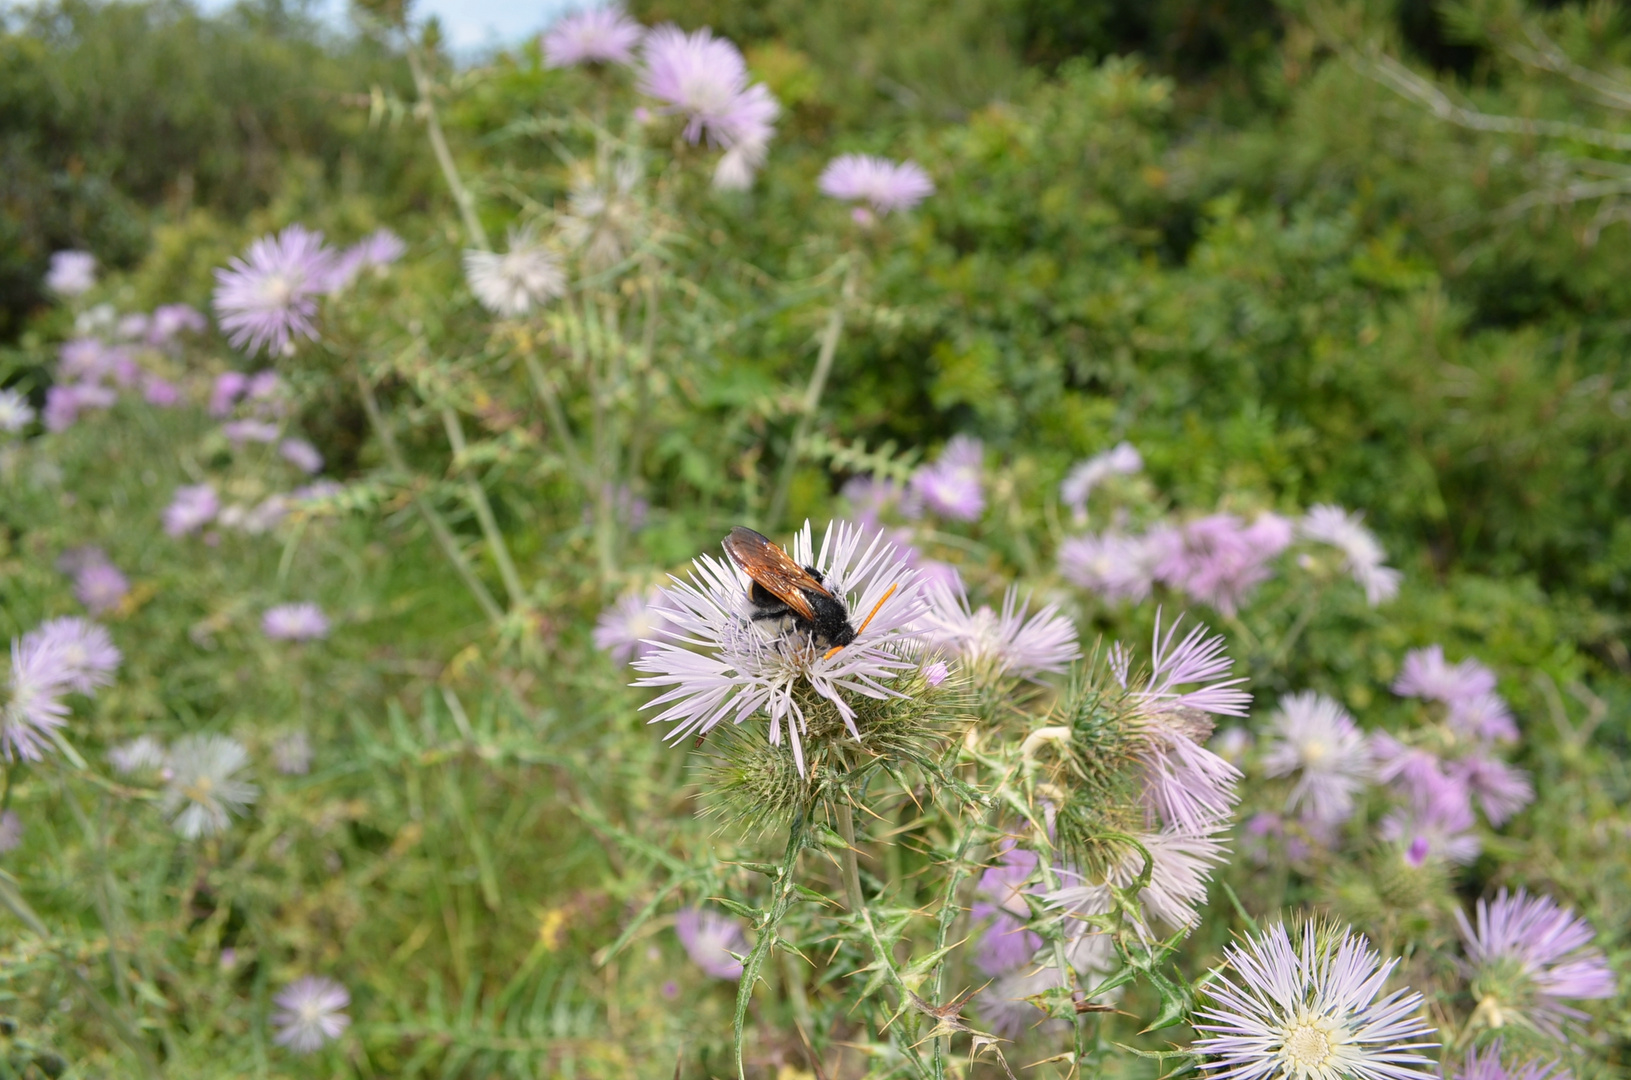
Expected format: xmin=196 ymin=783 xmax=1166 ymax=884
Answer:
xmin=72 ymin=557 xmax=129 ymax=615
xmin=638 ymin=26 xmax=778 ymax=149
xmin=1193 ymin=921 xmax=1438 ymax=1080
xmin=1060 ymin=441 xmax=1143 ymax=518
xmin=32 ymin=617 xmax=120 ymax=694
xmin=1455 ymin=889 xmax=1614 ymax=1037
xmin=1392 ymin=646 xmax=1496 ymax=706
xmin=262 ymin=603 xmax=330 ymax=642
xmin=0 ymin=388 xmax=35 ymax=434
xmin=278 ymin=438 xmax=324 ymax=475
xmin=271 ymin=976 xmax=351 ymax=1053
xmin=817 ymin=154 xmax=935 ymax=214
xmin=675 ymin=908 xmax=748 ymax=979
xmin=163 ymin=484 xmax=220 ymax=537
xmin=594 ymin=586 xmax=672 ymax=666
xmin=1059 ymin=529 xmax=1162 ymax=603
xmin=147 ymin=303 xmax=207 ymax=345
xmin=1049 ymin=820 xmax=1231 ymax=936
xmin=1261 ymin=691 xmax=1372 ymax=827
xmin=1451 ymin=754 xmax=1532 ymax=827
xmin=464 ymin=230 xmax=566 ymax=317
xmin=161 ymin=734 xmax=259 ymax=838
xmin=3 ymin=631 xmax=74 ymax=762
xmin=920 ymin=575 xmax=1079 ymax=682
xmin=46 ymin=250 xmax=97 ymax=296
xmin=634 ymin=520 xmax=926 ymax=775
xmin=906 ymin=435 xmax=984 ymax=521
xmin=1299 ymin=505 xmax=1401 ymax=605
xmin=1447 ymin=693 xmax=1519 ymax=744
xmin=1378 ymin=769 xmax=1479 ymax=867
xmin=212 ymin=225 xmax=337 ymax=357
xmin=1446 ymin=1043 xmax=1570 ymax=1080
xmin=1154 ymin=513 xmax=1294 ymax=615
xmin=542 ymin=5 xmax=643 ymax=68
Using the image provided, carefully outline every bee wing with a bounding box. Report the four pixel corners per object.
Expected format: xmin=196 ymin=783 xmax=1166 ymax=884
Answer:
xmin=723 ymin=527 xmax=830 ymax=621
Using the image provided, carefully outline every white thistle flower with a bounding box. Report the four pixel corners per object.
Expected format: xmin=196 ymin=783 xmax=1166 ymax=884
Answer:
xmin=463 ymin=230 xmax=567 ymax=317
xmin=161 ymin=734 xmax=260 ymax=838
xmin=1261 ymin=691 xmax=1372 ymax=827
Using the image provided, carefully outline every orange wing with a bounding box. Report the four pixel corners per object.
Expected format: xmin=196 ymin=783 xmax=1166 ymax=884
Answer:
xmin=723 ymin=527 xmax=831 ymax=621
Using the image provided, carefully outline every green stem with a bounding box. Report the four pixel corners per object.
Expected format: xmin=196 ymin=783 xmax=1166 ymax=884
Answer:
xmin=580 ymin=292 xmax=617 ymax=584
xmin=834 ymin=798 xmax=866 ymax=915
xmin=405 ymin=43 xmax=489 ymax=252
xmin=356 ymin=374 xmax=504 ymax=625
xmin=767 ymin=258 xmax=856 ymax=528
xmin=521 ymin=350 xmax=591 ymax=488
xmin=626 ymin=268 xmax=659 ymax=487
xmin=440 ymin=407 xmax=527 ymax=610
xmin=929 ymin=822 xmax=983 ymax=1080
xmin=733 ymin=812 xmax=810 ymax=1080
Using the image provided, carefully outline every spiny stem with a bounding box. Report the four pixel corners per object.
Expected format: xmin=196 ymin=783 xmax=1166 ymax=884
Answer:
xmin=834 ymin=798 xmax=866 ymax=915
xmin=767 ymin=257 xmax=857 ymax=528
xmin=440 ymin=407 xmax=527 ymax=610
xmin=356 ymin=374 xmax=504 ymax=625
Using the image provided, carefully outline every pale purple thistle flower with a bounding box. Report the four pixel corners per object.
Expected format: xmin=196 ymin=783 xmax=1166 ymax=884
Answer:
xmin=907 ymin=435 xmax=984 ymax=521
xmin=1392 ymin=646 xmax=1496 ymax=706
xmin=209 ymin=372 xmax=249 ymax=418
xmin=46 ymin=251 xmax=97 ymax=296
xmin=279 ymin=438 xmax=324 ymax=474
xmin=1059 ymin=529 xmax=1162 ymax=603
xmin=1379 ymin=769 xmax=1479 ymax=866
xmin=0 ymin=388 xmax=34 ymax=434
xmin=147 ymin=303 xmax=207 ymax=345
xmin=1299 ymin=505 xmax=1401 ymax=605
xmin=1447 ymin=692 xmax=1519 ymax=744
xmin=675 ymin=908 xmax=748 ymax=979
xmin=639 ymin=26 xmax=776 ymax=148
xmin=161 ymin=734 xmax=259 ymax=838
xmin=920 ymin=576 xmax=1079 ymax=680
xmin=594 ymin=587 xmax=672 ymax=666
xmin=328 ymin=229 xmax=407 ymax=289
xmin=972 ymin=843 xmax=1043 ymax=975
xmin=1049 ymin=821 xmax=1231 ymax=935
xmin=70 ymin=559 xmax=128 ymax=616
xmin=1194 ymin=922 xmax=1438 ymax=1080
xmin=143 ymin=377 xmax=180 ymax=406
xmin=1456 ymin=889 xmax=1614 ymax=1035
xmin=212 ymin=225 xmax=336 ymax=357
xmin=1451 ymin=754 xmax=1532 ymax=826
xmin=263 ymin=603 xmax=330 ymax=642
xmin=818 ymin=154 xmax=935 ymax=214
xmin=1261 ymin=691 xmax=1372 ymax=827
xmin=634 ymin=520 xmax=925 ymax=775
xmin=1154 ymin=513 xmax=1293 ymax=615
xmin=1060 ymin=441 xmax=1142 ymax=520
xmin=271 ymin=976 xmax=351 ymax=1053
xmin=33 ymin=617 xmax=121 ymax=694
xmin=2 ymin=633 xmax=73 ymax=762
xmin=0 ymin=810 xmax=20 ymax=853
xmin=1447 ymin=1043 xmax=1570 ymax=1080
xmin=163 ymin=484 xmax=220 ymax=537
xmin=543 ymin=6 xmax=644 ymax=68
xmin=923 ymin=661 xmax=949 ymax=686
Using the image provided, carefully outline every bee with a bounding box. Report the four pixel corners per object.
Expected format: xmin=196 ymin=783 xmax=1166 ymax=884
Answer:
xmin=723 ymin=526 xmax=897 ymax=659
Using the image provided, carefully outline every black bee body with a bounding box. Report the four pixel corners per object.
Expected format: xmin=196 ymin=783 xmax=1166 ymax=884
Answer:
xmin=745 ymin=566 xmax=858 ymax=651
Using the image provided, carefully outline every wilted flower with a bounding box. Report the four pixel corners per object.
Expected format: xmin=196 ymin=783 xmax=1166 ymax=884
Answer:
xmin=262 ymin=603 xmax=330 ymax=642
xmin=161 ymin=734 xmax=259 ymax=838
xmin=46 ymin=250 xmax=97 ymax=296
xmin=271 ymin=976 xmax=351 ymax=1053
xmin=0 ymin=810 xmax=20 ymax=853
xmin=1193 ymin=921 xmax=1437 ymax=1080
xmin=542 ymin=5 xmax=643 ymax=67
xmin=213 ymin=225 xmax=337 ymax=357
xmin=1446 ymin=1044 xmax=1570 ymax=1080
xmin=108 ymin=734 xmax=167 ymax=776
xmin=593 ymin=587 xmax=671 ymax=665
xmin=464 ymin=230 xmax=566 ymax=317
xmin=634 ymin=520 xmax=925 ymax=774
xmin=558 ymin=160 xmax=645 ymax=270
xmin=907 ymin=435 xmax=984 ymax=521
xmin=0 ymin=388 xmax=34 ymax=434
xmin=33 ymin=617 xmax=121 ymax=694
xmin=1456 ymin=889 xmax=1614 ymax=1036
xmin=919 ymin=576 xmax=1078 ymax=681
xmin=279 ymin=438 xmax=324 ymax=474
xmin=675 ymin=908 xmax=747 ymax=979
xmin=163 ymin=484 xmax=220 ymax=537
xmin=3 ymin=632 xmax=72 ymax=762
xmin=272 ymin=730 xmax=313 ymax=775
xmin=1299 ymin=505 xmax=1401 ymax=605
xmin=817 ymin=154 xmax=935 ymax=214
xmin=639 ymin=26 xmax=778 ymax=149
xmin=1059 ymin=530 xmax=1161 ymax=603
xmin=1060 ymin=442 xmax=1142 ymax=519
xmin=1261 ymin=691 xmax=1372 ymax=827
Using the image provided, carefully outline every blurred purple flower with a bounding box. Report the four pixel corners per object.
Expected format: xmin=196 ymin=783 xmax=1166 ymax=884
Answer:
xmin=1392 ymin=645 xmax=1496 ymax=705
xmin=1299 ymin=504 xmax=1401 ymax=605
xmin=163 ymin=484 xmax=220 ymax=537
xmin=593 ymin=587 xmax=672 ymax=666
xmin=213 ymin=225 xmax=337 ymax=357
xmin=271 ymin=975 xmax=351 ymax=1053
xmin=2 ymin=630 xmax=73 ymax=762
xmin=147 ymin=303 xmax=207 ymax=345
xmin=210 ymin=372 xmax=250 ymax=417
xmin=1059 ymin=441 xmax=1141 ymax=520
xmin=1456 ymin=889 xmax=1614 ymax=1036
xmin=1154 ymin=513 xmax=1292 ymax=615
xmin=1451 ymin=753 xmax=1532 ymax=826
xmin=1059 ymin=529 xmax=1162 ymax=603
xmin=143 ymin=377 xmax=181 ymax=407
xmin=920 ymin=576 xmax=1078 ymax=681
xmin=222 ymin=419 xmax=280 ymax=444
xmin=907 ymin=435 xmax=984 ymax=521
xmin=543 ymin=6 xmax=644 ymax=68
xmin=1448 ymin=692 xmax=1519 ymax=743
xmin=818 ymin=154 xmax=935 ymax=214
xmin=279 ymin=438 xmax=324 ymax=474
xmin=675 ymin=908 xmax=747 ymax=979
xmin=328 ymin=228 xmax=407 ymax=289
xmin=0 ymin=809 xmax=21 ymax=853
xmin=1379 ymin=767 xmax=1479 ymax=866
xmin=639 ymin=25 xmax=778 ymax=150
xmin=43 ymin=383 xmax=116 ymax=432
xmin=923 ymin=660 xmax=948 ymax=686
xmin=32 ymin=617 xmax=120 ymax=694
xmin=1261 ymin=690 xmax=1371 ymax=827
xmin=46 ymin=251 xmax=97 ymax=296
xmin=262 ymin=603 xmax=330 ymax=642
xmin=73 ymin=559 xmax=129 ymax=616
xmin=1447 ymin=1043 xmax=1570 ymax=1080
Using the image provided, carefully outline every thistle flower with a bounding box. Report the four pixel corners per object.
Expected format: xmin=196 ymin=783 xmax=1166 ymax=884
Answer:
xmin=279 ymin=438 xmax=324 ymax=475
xmin=143 ymin=377 xmax=180 ymax=406
xmin=675 ymin=908 xmax=747 ymax=979
xmin=0 ymin=810 xmax=20 ymax=853
xmin=67 ymin=557 xmax=128 ymax=616
xmin=1456 ymin=889 xmax=1614 ymax=1036
xmin=1447 ymin=693 xmax=1519 ymax=744
xmin=1193 ymin=921 xmax=1437 ymax=1080
xmin=1392 ymin=646 xmax=1496 ymax=706
xmin=713 ymin=130 xmax=771 ymax=190
xmin=920 ymin=576 xmax=1078 ymax=681
xmin=33 ymin=617 xmax=121 ymax=694
xmin=972 ymin=843 xmax=1044 ymax=975
xmin=42 ymin=382 xmax=116 ymax=431
xmin=272 ymin=730 xmax=313 ymax=775
xmin=271 ymin=976 xmax=351 ymax=1053
xmin=1060 ymin=441 xmax=1142 ymax=519
xmin=1379 ymin=770 xmax=1479 ymax=866
xmin=210 ymin=372 xmax=249 ymax=417
xmin=1299 ymin=505 xmax=1401 ymax=605
xmin=212 ymin=225 xmax=337 ymax=357
xmin=817 ymin=154 xmax=935 ymax=214
xmin=634 ymin=520 xmax=925 ymax=774
xmin=1049 ymin=821 xmax=1230 ymax=935
xmin=1261 ymin=691 xmax=1372 ymax=827
xmin=1059 ymin=530 xmax=1161 ymax=603
xmin=907 ymin=435 xmax=984 ymax=521
xmin=223 ymin=419 xmax=280 ymax=444
xmin=558 ymin=160 xmax=645 ymax=271
xmin=1446 ymin=1044 xmax=1570 ymax=1080
xmin=593 ymin=587 xmax=671 ymax=665
xmin=1154 ymin=513 xmax=1293 ymax=615
xmin=639 ymin=26 xmax=778 ymax=148
xmin=161 ymin=734 xmax=259 ymax=838
xmin=262 ymin=603 xmax=330 ymax=642
xmin=147 ymin=303 xmax=207 ymax=344
xmin=3 ymin=632 xmax=72 ymax=762
xmin=46 ymin=250 xmax=97 ymax=296
xmin=1450 ymin=754 xmax=1532 ymax=826
xmin=464 ymin=231 xmax=566 ymax=317
xmin=542 ymin=5 xmax=643 ymax=68
xmin=328 ymin=229 xmax=406 ymax=289
xmin=0 ymin=388 xmax=35 ymax=433
xmin=108 ymin=734 xmax=167 ymax=776
xmin=163 ymin=484 xmax=220 ymax=537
